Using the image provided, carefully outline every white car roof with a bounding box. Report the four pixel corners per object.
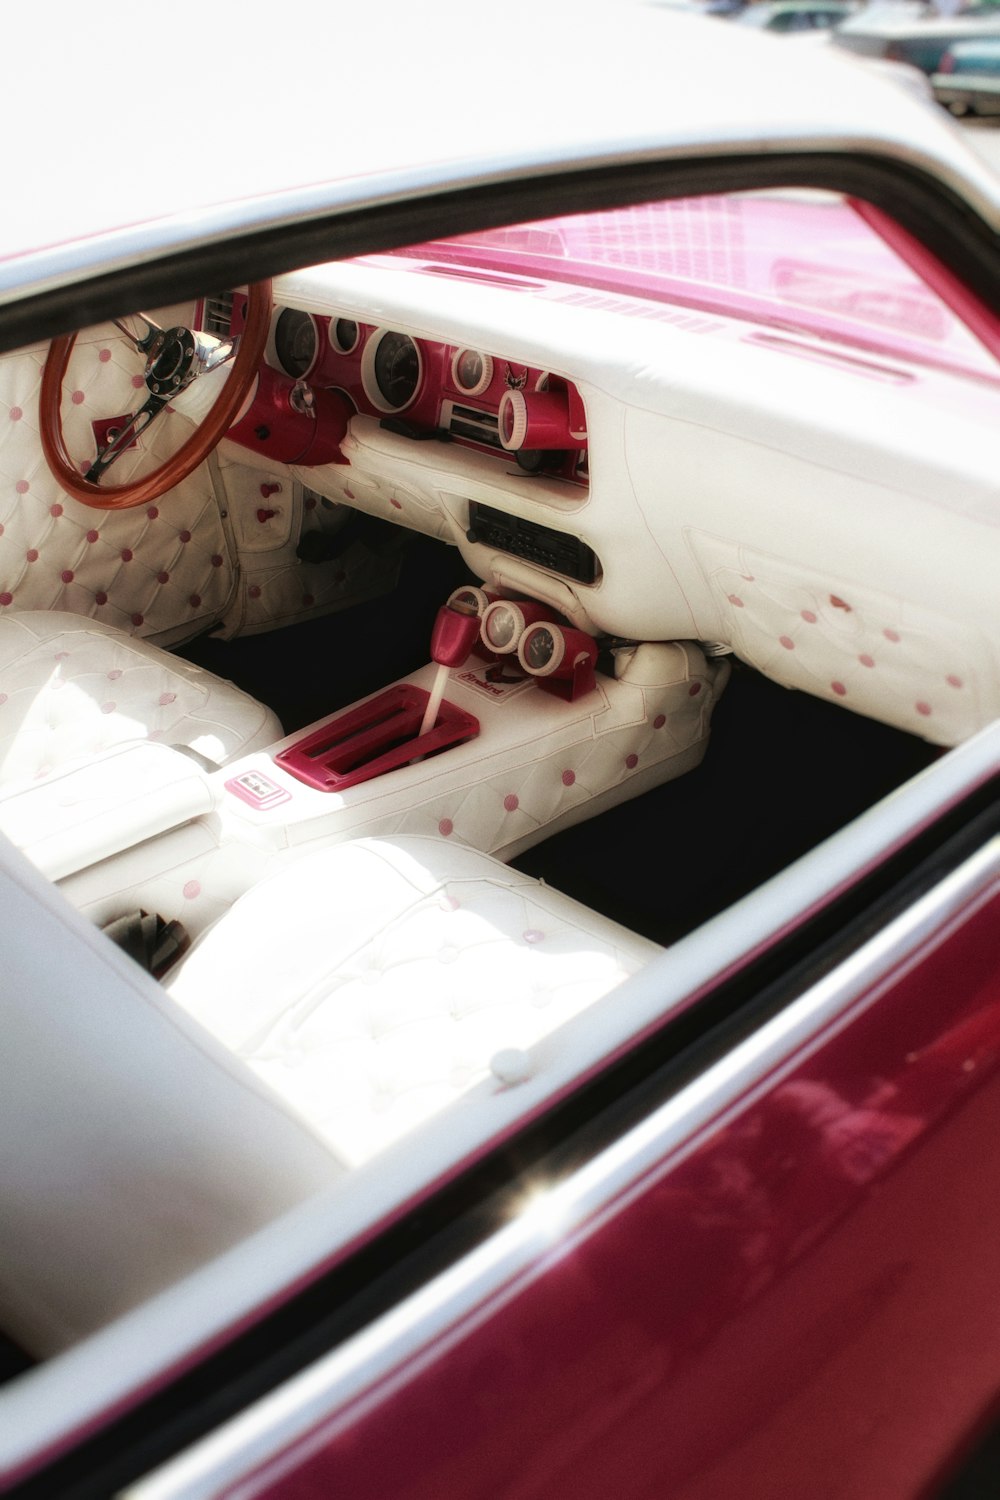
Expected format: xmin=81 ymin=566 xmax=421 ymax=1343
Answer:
xmin=4 ymin=0 xmax=999 ymax=309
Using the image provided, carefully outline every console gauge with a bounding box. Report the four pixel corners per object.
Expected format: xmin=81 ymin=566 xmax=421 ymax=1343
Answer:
xmin=272 ymin=308 xmax=319 ymax=378
xmin=452 ymin=348 xmax=494 ymax=397
xmin=363 ymin=330 xmax=422 ymax=412
xmin=330 ymin=317 xmax=360 ymax=355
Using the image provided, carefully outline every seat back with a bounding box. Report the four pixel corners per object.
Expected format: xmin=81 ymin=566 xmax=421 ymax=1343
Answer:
xmin=0 ymin=834 xmax=343 ymax=1358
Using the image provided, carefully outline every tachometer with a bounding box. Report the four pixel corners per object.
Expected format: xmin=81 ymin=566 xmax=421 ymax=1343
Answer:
xmin=272 ymin=308 xmax=318 ymax=377
xmin=364 ymin=330 xmax=422 ymax=412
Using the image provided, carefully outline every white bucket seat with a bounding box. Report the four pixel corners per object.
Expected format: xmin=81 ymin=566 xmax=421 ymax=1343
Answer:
xmin=0 ymin=611 xmax=279 ymax=786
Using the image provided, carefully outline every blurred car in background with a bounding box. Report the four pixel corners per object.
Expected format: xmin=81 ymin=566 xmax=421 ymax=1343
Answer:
xmin=833 ymin=8 xmax=1000 ymax=73
xmin=734 ymin=0 xmax=857 ymax=28
xmin=933 ymin=34 xmax=1000 ymax=110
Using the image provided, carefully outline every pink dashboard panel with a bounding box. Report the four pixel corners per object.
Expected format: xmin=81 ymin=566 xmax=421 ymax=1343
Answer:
xmin=226 ymin=305 xmax=589 ymax=484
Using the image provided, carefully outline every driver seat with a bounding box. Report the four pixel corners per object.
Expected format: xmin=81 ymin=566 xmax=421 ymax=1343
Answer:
xmin=0 ymin=610 xmax=280 ymax=786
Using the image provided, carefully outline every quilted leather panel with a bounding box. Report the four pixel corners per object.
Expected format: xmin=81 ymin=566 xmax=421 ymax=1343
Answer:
xmin=0 ymin=330 xmax=235 ymax=642
xmin=690 ymin=532 xmax=999 ymax=746
xmin=293 ymin=439 xmax=454 ymax=542
xmin=61 ymin=644 xmax=725 ymax=944
xmin=168 ymin=836 xmax=660 ymax=1165
xmin=0 ymin=612 xmax=281 ymax=781
xmin=214 ymin=456 xmax=404 ymax=638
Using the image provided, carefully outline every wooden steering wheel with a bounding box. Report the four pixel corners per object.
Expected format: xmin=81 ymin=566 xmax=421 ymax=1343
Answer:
xmin=39 ymin=282 xmax=271 ymax=510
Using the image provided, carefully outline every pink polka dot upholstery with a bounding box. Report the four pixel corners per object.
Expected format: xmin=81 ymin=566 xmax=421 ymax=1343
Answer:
xmin=0 ymin=611 xmax=280 ymax=784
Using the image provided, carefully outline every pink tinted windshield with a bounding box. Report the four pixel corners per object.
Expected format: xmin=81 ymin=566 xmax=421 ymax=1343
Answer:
xmin=388 ymin=193 xmax=998 ymax=381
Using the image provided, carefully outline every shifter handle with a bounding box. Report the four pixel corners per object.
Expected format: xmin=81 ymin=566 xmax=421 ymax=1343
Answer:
xmin=429 ymin=599 xmax=481 ymax=669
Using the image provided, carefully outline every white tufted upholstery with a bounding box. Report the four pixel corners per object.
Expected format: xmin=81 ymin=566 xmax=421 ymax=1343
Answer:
xmin=0 ymin=334 xmax=237 ymax=640
xmin=0 ymin=831 xmax=343 ymax=1358
xmin=0 ymin=610 xmax=281 ymax=786
xmin=168 ymin=835 xmax=661 ymax=1166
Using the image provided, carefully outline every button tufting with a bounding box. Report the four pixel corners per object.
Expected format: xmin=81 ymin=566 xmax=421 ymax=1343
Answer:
xmin=490 ymin=1048 xmax=532 ymax=1086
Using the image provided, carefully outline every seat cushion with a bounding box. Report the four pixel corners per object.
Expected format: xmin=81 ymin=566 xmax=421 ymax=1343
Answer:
xmin=167 ymin=835 xmax=662 ymax=1166
xmin=0 ymin=611 xmax=280 ymax=783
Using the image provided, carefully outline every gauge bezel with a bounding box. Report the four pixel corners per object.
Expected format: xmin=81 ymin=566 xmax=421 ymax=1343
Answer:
xmin=518 ymin=622 xmax=566 ymax=676
xmin=361 ymin=328 xmax=423 ymax=414
xmin=481 ymin=598 xmax=551 ymax=654
xmin=268 ymin=307 xmax=321 ymax=380
xmin=451 ymin=348 xmax=494 ymax=398
xmin=498 ymin=389 xmax=529 ymax=451
xmin=329 ymin=316 xmax=362 ymax=356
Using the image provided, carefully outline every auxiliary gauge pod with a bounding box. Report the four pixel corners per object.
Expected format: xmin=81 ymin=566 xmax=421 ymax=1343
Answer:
xmin=479 ymin=596 xmax=598 ymax=702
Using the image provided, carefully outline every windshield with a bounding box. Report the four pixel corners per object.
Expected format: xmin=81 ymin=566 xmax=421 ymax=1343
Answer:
xmin=387 ymin=190 xmax=999 ymax=382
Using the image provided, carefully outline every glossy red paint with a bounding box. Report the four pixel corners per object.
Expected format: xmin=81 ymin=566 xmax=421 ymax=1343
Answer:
xmin=228 ymin=365 xmax=351 ymax=465
xmin=238 ymin=881 xmax=1000 ymax=1500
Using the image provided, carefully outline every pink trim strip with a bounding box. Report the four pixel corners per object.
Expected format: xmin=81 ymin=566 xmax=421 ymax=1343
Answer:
xmin=849 ymin=198 xmax=1000 ymax=367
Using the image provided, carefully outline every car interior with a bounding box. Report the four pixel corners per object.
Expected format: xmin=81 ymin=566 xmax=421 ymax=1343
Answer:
xmin=0 ymin=183 xmax=997 ymax=1440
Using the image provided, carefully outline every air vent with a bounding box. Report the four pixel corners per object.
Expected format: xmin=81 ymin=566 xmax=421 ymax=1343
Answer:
xmin=553 ymin=287 xmax=722 ymax=333
xmin=443 ymin=401 xmax=502 ymax=449
xmin=201 ymin=291 xmax=235 ymax=336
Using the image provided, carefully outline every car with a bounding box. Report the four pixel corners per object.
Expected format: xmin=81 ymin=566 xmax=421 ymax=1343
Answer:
xmin=832 ymin=7 xmax=1000 ymax=73
xmin=733 ymin=0 xmax=858 ymax=30
xmin=933 ymin=33 xmax=1000 ymax=110
xmin=1 ymin=2 xmax=999 ymax=1496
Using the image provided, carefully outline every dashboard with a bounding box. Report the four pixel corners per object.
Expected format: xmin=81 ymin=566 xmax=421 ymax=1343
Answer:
xmin=224 ymin=297 xmax=588 ymax=488
xmin=202 ymin=241 xmax=1000 ymax=749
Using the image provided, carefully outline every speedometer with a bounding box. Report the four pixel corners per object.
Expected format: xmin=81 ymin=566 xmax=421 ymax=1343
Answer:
xmin=364 ymin=330 xmax=422 ymax=412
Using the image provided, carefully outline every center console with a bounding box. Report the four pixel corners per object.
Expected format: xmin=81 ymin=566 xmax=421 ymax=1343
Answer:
xmin=58 ymin=593 xmax=730 ymax=950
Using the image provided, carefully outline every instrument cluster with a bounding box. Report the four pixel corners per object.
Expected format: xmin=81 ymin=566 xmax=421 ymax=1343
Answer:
xmin=262 ymin=306 xmax=589 ymax=484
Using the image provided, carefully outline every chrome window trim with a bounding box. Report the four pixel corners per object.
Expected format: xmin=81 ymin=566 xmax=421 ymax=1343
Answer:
xmin=129 ymin=828 xmax=1000 ymax=1499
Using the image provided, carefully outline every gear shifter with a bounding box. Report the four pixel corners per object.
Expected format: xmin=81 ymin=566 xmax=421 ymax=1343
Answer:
xmin=419 ymin=594 xmax=482 ymax=738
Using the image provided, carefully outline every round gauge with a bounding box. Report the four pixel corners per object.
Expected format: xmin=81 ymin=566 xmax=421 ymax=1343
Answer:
xmin=330 ymin=317 xmax=360 ymax=355
xmin=452 ymin=348 xmax=494 ymax=397
xmin=364 ymin=330 xmax=422 ymax=413
xmin=483 ymin=603 xmax=520 ymax=651
xmin=522 ymin=625 xmax=557 ymax=672
xmin=273 ymin=308 xmax=318 ymax=378
xmin=498 ymin=389 xmax=528 ymax=450
xmin=447 ymin=584 xmax=492 ymax=618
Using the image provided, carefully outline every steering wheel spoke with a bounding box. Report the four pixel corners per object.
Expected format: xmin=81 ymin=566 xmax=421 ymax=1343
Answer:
xmin=38 ymin=282 xmax=271 ymax=510
xmin=111 ymin=313 xmax=163 ymax=352
xmin=84 ymin=392 xmax=169 ymax=483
